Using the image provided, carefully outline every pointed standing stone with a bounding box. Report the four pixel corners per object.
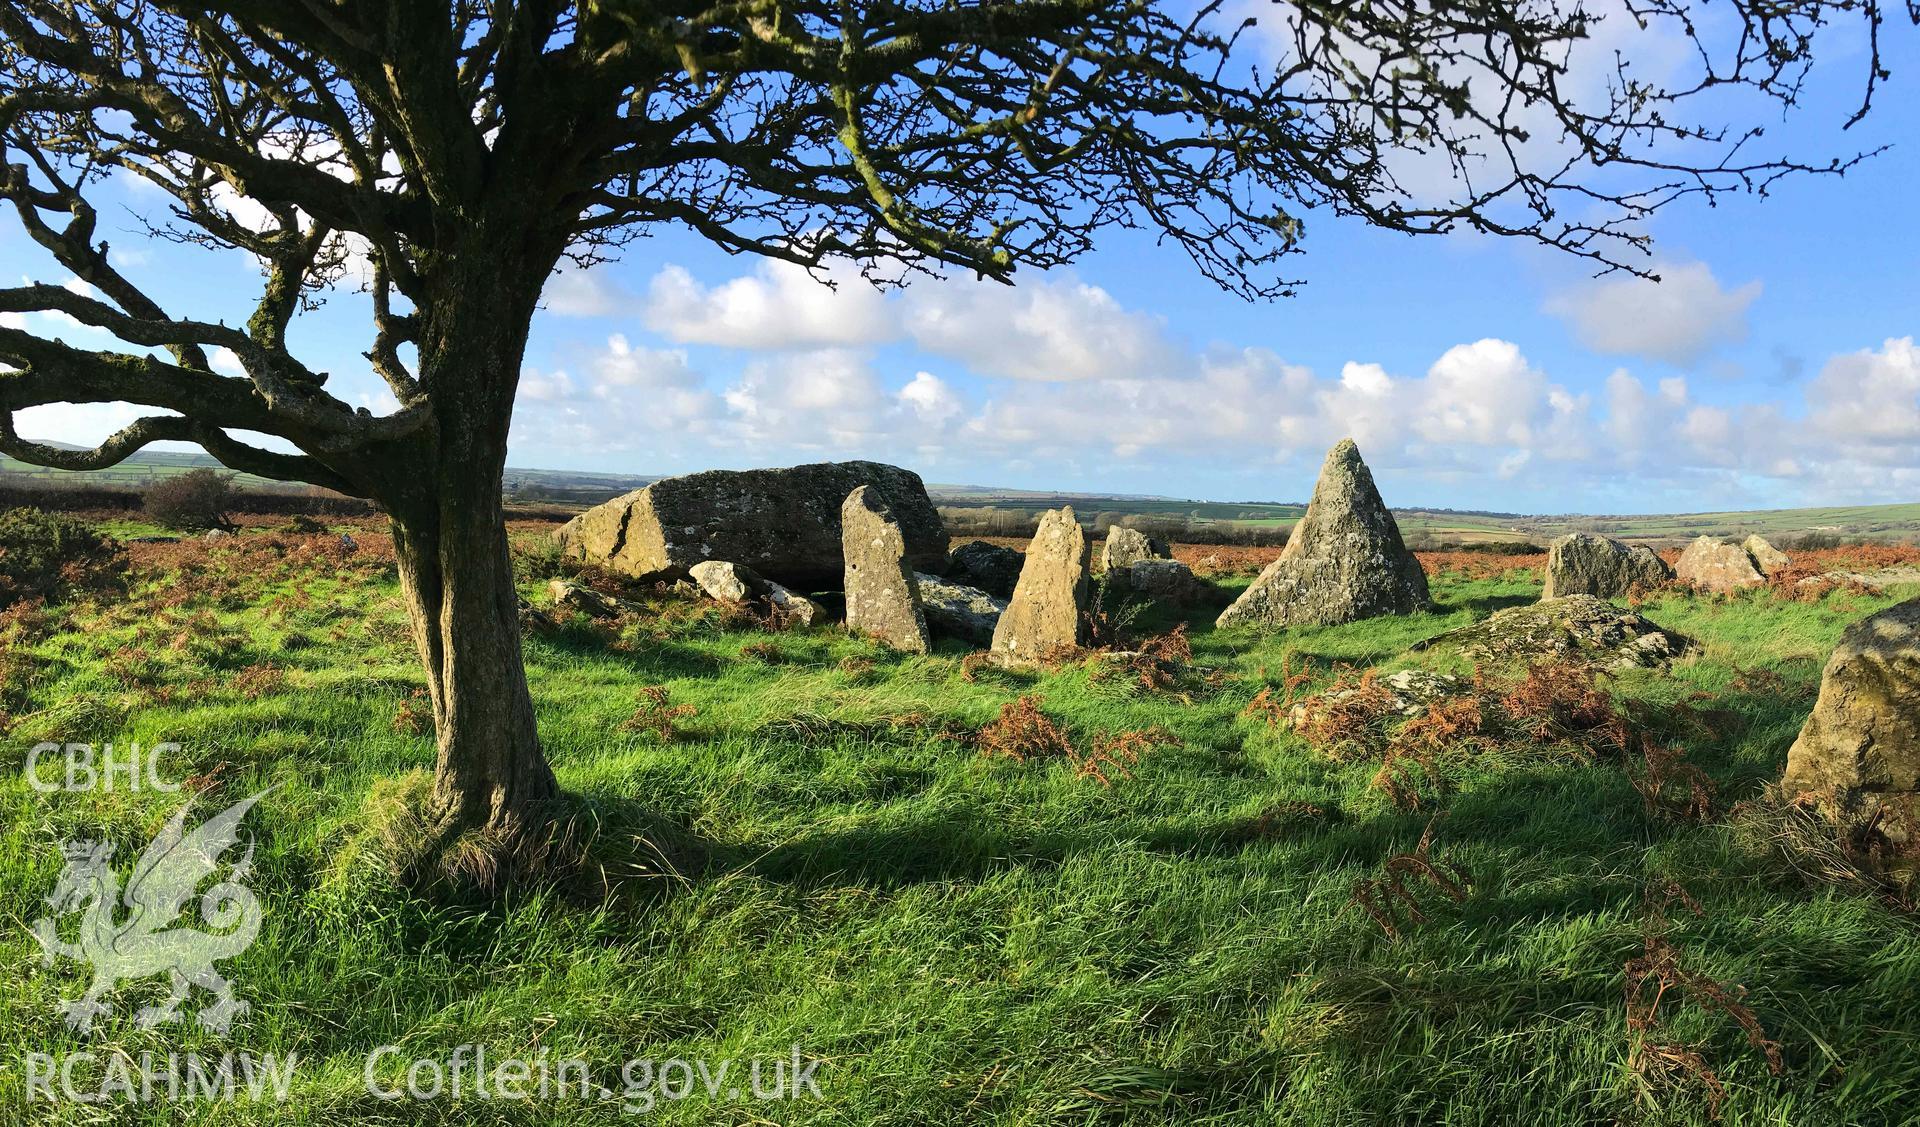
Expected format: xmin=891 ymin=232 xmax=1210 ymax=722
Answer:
xmin=990 ymin=506 xmax=1091 ymax=663
xmin=1216 ymin=439 xmax=1430 ymax=629
xmin=842 ymin=486 xmax=930 ymax=653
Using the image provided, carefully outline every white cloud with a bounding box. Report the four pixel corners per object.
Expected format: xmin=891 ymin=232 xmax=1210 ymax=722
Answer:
xmin=357 ymin=390 xmax=402 ymax=416
xmin=209 ymin=347 xmax=246 ymax=376
xmin=898 ymin=371 xmax=964 ymax=426
xmin=1415 ymin=339 xmax=1553 ymax=447
xmin=1229 ymin=0 xmax=1697 ymax=212
xmin=902 ymin=276 xmax=1180 ymax=382
xmin=10 ymin=401 xmax=180 ymax=449
xmin=520 ymin=369 xmax=575 ymax=402
xmin=644 ymin=262 xmax=892 ymax=349
xmin=631 ymin=263 xmax=1178 ymax=383
xmin=545 ymin=263 xmax=628 ymax=317
xmin=591 ymin=335 xmax=699 ymax=391
xmin=510 ymin=334 xmax=723 ymax=458
xmin=1545 ymin=259 xmax=1761 ymax=366
xmin=517 ymin=254 xmax=1916 ymax=508
xmin=1804 ymin=337 xmax=1920 ymax=454
xmin=721 ymin=350 xmax=889 ymax=450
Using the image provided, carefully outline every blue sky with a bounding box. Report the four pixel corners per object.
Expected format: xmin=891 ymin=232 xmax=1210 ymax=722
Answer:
xmin=4 ymin=10 xmax=1917 ymax=515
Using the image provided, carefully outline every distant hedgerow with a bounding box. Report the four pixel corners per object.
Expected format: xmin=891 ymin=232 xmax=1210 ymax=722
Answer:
xmin=144 ymin=467 xmax=236 ymax=531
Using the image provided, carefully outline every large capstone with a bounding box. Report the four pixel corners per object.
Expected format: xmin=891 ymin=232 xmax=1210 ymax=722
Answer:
xmin=1412 ymin=594 xmax=1696 ymax=670
xmin=1102 ymin=525 xmax=1170 ymax=573
xmin=945 ymin=539 xmax=1024 ymax=598
xmin=1216 ymin=439 xmax=1431 ymax=629
xmin=1542 ymin=533 xmax=1673 ymax=600
xmin=841 ymin=486 xmax=930 ymax=653
xmin=1781 ymin=597 xmax=1920 ymax=847
xmin=553 ymin=460 xmax=945 ymax=589
xmin=1675 ymin=536 xmax=1766 ymax=593
xmin=990 ymin=506 xmax=1091 ymax=664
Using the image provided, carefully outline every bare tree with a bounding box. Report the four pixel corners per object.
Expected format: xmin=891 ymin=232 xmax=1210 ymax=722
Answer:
xmin=0 ymin=1 xmax=1906 ymax=856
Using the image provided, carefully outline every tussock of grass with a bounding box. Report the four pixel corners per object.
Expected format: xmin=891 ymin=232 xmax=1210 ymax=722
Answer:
xmin=345 ymin=770 xmax=700 ymax=905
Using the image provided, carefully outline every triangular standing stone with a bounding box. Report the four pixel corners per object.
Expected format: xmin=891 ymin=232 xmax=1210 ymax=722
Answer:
xmin=1216 ymin=439 xmax=1430 ymax=629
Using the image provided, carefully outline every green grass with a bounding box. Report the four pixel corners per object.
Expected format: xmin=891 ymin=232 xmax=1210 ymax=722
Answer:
xmin=2 ymin=532 xmax=1918 ymax=1124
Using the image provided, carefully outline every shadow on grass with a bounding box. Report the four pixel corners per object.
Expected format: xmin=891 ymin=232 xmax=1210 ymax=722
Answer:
xmin=529 ymin=626 xmax=731 ymax=679
xmin=732 ymin=761 xmax=1667 ymax=903
xmin=1438 ymin=590 xmax=1538 ymax=619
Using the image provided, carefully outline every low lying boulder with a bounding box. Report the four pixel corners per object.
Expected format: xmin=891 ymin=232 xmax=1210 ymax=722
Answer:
xmin=1744 ymin=535 xmax=1791 ymax=577
xmin=547 ymin=579 xmax=619 ymax=619
xmin=1799 ymin=566 xmax=1920 ymax=592
xmin=1288 ymin=669 xmax=1463 ymax=730
xmin=1413 ymin=594 xmax=1696 ymax=670
xmin=553 ymin=460 xmax=945 ymax=588
xmin=1542 ymin=533 xmax=1671 ymax=600
xmin=688 ymin=559 xmax=756 ymax=602
xmin=946 ymin=540 xmax=1023 ymax=598
xmin=688 ymin=560 xmax=824 ymax=626
xmin=1781 ymin=597 xmax=1920 ymax=848
xmin=913 ymin=573 xmax=1006 ymax=645
xmin=1126 ymin=559 xmax=1210 ymax=605
xmin=1675 ymin=536 xmax=1766 ymax=593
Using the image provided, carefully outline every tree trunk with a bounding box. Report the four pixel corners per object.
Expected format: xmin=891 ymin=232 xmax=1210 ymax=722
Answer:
xmin=391 ymin=490 xmax=556 ymax=841
xmin=383 ymin=254 xmax=560 ymax=844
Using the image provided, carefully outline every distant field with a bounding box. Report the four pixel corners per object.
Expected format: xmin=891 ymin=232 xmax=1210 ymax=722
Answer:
xmin=6 ymin=451 xmax=1918 ymax=545
xmin=938 ymin=494 xmax=1920 ymax=546
xmin=0 ymin=453 xmax=654 ymax=506
xmin=0 ymin=451 xmax=281 ymax=489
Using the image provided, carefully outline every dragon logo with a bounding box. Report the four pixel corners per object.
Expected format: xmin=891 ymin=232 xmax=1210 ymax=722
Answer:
xmin=30 ymin=788 xmax=273 ymax=1036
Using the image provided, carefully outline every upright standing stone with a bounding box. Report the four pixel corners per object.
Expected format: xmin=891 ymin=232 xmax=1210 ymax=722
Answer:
xmin=1782 ymin=597 xmax=1920 ymax=847
xmin=842 ymin=487 xmax=930 ymax=653
xmin=1542 ymin=533 xmax=1673 ymax=600
xmin=990 ymin=507 xmax=1091 ymax=663
xmin=1675 ymin=536 xmax=1766 ymax=593
xmin=1216 ymin=440 xmax=1430 ymax=629
xmin=1102 ymin=525 xmax=1169 ymax=573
